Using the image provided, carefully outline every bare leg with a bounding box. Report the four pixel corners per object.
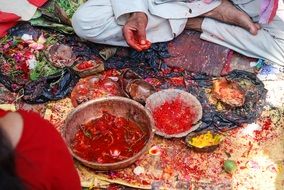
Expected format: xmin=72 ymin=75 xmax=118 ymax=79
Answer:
xmin=186 ymin=0 xmax=284 ymax=66
xmin=191 ymin=0 xmax=260 ymax=35
xmin=185 ymin=17 xmax=203 ymax=31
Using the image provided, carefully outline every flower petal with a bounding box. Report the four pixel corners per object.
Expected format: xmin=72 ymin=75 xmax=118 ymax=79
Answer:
xmin=37 ymin=34 xmax=46 ymax=44
xmin=21 ymin=34 xmax=33 ymax=42
xmin=29 ymin=43 xmax=44 ymax=50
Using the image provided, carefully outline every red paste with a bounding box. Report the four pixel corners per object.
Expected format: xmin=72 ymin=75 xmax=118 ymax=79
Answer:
xmin=76 ymin=61 xmax=94 ymax=70
xmin=152 ymin=98 xmax=195 ymax=135
xmin=72 ymin=112 xmax=147 ymax=163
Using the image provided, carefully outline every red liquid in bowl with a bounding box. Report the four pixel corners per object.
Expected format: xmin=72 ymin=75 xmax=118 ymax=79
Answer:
xmin=72 ymin=112 xmax=147 ymax=163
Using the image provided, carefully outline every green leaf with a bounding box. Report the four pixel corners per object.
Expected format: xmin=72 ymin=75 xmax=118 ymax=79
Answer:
xmin=57 ymin=0 xmax=86 ymax=18
xmin=32 ymin=10 xmax=42 ymax=19
xmin=29 ymin=56 xmax=60 ymax=81
xmin=30 ymin=69 xmax=41 ymax=81
xmin=29 ymin=17 xmax=74 ymax=34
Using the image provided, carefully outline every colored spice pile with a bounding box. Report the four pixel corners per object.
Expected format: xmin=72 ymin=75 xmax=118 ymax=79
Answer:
xmin=72 ymin=112 xmax=147 ymax=163
xmin=152 ymin=98 xmax=195 ymax=135
xmin=188 ymin=131 xmax=222 ymax=148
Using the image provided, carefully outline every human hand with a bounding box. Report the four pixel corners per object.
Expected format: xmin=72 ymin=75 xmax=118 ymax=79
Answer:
xmin=123 ymin=12 xmax=151 ymax=51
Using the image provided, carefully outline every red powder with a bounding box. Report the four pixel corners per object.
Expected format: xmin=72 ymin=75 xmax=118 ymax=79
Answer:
xmin=152 ymin=98 xmax=195 ymax=135
xmin=72 ymin=112 xmax=147 ymax=163
xmin=167 ymin=77 xmax=186 ymax=88
xmin=150 ymin=149 xmax=158 ymax=155
xmin=254 ymin=118 xmax=273 ymax=142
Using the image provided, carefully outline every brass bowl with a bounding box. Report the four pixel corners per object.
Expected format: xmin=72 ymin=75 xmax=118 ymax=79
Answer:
xmin=185 ymin=130 xmax=223 ymax=152
xmin=63 ymin=96 xmax=154 ymax=170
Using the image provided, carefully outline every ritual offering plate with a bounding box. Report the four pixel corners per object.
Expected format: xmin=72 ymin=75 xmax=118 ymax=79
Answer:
xmin=185 ymin=130 xmax=223 ymax=152
xmin=145 ymin=89 xmax=202 ymax=138
xmin=211 ymin=78 xmax=245 ymax=107
xmin=46 ymin=44 xmax=76 ymax=68
xmin=72 ymin=59 xmax=105 ymax=77
xmin=125 ymin=79 xmax=156 ymax=104
xmin=118 ymin=69 xmax=156 ymax=104
xmin=119 ymin=69 xmax=142 ymax=91
xmin=70 ymin=73 xmax=126 ymax=107
xmin=187 ymin=70 xmax=267 ymax=130
xmin=64 ymin=97 xmax=154 ymax=170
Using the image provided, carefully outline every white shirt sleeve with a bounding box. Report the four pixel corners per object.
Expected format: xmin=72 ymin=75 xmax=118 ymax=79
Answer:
xmin=111 ymin=0 xmax=149 ymax=25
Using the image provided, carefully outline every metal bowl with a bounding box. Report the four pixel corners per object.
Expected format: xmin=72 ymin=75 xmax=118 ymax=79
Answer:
xmin=63 ymin=96 xmax=154 ymax=170
xmin=185 ymin=130 xmax=223 ymax=152
xmin=145 ymin=89 xmax=202 ymax=138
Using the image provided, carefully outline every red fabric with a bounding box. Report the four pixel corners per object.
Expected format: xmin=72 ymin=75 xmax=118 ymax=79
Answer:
xmin=0 ymin=109 xmax=81 ymax=190
xmin=0 ymin=109 xmax=9 ymax=117
xmin=269 ymin=0 xmax=279 ymax=23
xmin=28 ymin=0 xmax=48 ymax=7
xmin=0 ymin=12 xmax=20 ymax=37
xmin=0 ymin=0 xmax=47 ymax=37
xmin=0 ymin=12 xmax=21 ymax=22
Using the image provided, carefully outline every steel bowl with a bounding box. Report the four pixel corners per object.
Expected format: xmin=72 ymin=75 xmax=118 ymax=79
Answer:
xmin=63 ymin=96 xmax=154 ymax=170
xmin=145 ymin=89 xmax=203 ymax=138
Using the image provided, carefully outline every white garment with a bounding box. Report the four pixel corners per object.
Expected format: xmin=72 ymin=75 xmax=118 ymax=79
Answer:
xmin=72 ymin=0 xmax=284 ymax=67
xmin=0 ymin=0 xmax=37 ymax=21
xmin=201 ymin=0 xmax=284 ymax=66
xmin=72 ymin=0 xmax=220 ymax=46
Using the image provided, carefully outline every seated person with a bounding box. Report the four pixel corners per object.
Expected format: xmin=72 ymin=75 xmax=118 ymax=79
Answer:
xmin=72 ymin=0 xmax=284 ymax=67
xmin=0 ymin=109 xmax=81 ymax=190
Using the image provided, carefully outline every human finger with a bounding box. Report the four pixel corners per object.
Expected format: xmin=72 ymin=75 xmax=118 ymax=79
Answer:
xmin=139 ymin=40 xmax=152 ymax=50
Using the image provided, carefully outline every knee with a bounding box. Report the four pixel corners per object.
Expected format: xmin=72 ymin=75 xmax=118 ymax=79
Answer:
xmin=71 ymin=2 xmax=114 ymax=40
xmin=71 ymin=10 xmax=89 ymax=39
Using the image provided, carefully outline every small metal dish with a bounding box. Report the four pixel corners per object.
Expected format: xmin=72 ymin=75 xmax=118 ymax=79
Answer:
xmin=185 ymin=130 xmax=223 ymax=152
xmin=145 ymin=89 xmax=202 ymax=138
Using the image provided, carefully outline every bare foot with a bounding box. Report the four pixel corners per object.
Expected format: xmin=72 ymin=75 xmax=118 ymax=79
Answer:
xmin=204 ymin=0 xmax=259 ymax=35
xmin=186 ymin=17 xmax=261 ymax=33
xmin=185 ymin=17 xmax=204 ymax=32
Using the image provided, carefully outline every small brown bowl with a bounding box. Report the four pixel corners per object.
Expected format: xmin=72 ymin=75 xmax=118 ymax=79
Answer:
xmin=72 ymin=59 xmax=104 ymax=77
xmin=185 ymin=130 xmax=223 ymax=152
xmin=46 ymin=44 xmax=76 ymax=68
xmin=125 ymin=79 xmax=156 ymax=104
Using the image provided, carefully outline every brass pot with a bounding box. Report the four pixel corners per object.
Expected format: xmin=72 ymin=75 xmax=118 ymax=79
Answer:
xmin=63 ymin=96 xmax=154 ymax=170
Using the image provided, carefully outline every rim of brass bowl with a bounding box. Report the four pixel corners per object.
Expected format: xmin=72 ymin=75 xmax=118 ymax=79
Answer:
xmin=185 ymin=130 xmax=222 ymax=152
xmin=63 ymin=96 xmax=155 ymax=171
